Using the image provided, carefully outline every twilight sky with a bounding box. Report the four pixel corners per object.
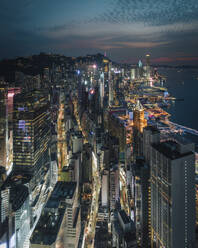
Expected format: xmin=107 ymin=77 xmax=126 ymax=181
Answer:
xmin=1 ymin=0 xmax=198 ymax=64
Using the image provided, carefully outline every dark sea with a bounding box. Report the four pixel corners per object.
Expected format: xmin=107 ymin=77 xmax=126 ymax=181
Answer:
xmin=159 ymin=68 xmax=198 ymax=131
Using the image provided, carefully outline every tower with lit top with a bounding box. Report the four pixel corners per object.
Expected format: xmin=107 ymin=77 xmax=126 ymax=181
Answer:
xmin=133 ymin=100 xmax=147 ymax=133
xmin=133 ymin=100 xmax=147 ymax=159
xmin=145 ymin=54 xmax=151 ymax=79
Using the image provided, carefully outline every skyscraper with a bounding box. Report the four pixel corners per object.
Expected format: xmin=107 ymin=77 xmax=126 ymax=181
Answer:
xmin=145 ymin=54 xmax=151 ymax=78
xmin=150 ymin=138 xmax=195 ymax=248
xmin=0 ymin=82 xmax=8 ymax=169
xmin=108 ymin=62 xmax=114 ymax=106
xmin=133 ymin=100 xmax=147 ymax=134
xmin=133 ymin=100 xmax=147 ymax=158
xmin=13 ymin=90 xmax=51 ymax=175
xmin=132 ymin=157 xmax=150 ymax=247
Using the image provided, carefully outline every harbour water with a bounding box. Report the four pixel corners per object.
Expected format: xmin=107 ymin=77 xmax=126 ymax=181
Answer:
xmin=159 ymin=68 xmax=198 ymax=131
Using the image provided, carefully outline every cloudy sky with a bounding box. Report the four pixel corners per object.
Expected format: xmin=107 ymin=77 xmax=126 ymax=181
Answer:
xmin=1 ymin=0 xmax=198 ymax=64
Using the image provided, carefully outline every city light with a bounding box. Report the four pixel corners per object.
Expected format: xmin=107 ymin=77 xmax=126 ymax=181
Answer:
xmin=0 ymin=30 xmax=197 ymax=248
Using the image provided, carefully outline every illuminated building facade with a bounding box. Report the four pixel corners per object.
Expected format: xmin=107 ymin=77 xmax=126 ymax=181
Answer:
xmin=150 ymin=139 xmax=195 ymax=248
xmin=133 ymin=100 xmax=147 ymax=159
xmin=13 ymin=90 xmax=51 ymax=175
xmin=145 ymin=54 xmax=151 ymax=78
xmin=133 ymin=100 xmax=147 ymax=134
xmin=0 ymin=82 xmax=8 ymax=169
xmin=130 ymin=68 xmax=136 ymax=80
xmin=108 ymin=62 xmax=114 ymax=106
xmin=0 ymin=85 xmax=21 ymax=173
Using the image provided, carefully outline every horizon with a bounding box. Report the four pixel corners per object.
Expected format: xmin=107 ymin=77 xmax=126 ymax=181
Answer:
xmin=1 ymin=0 xmax=198 ymax=65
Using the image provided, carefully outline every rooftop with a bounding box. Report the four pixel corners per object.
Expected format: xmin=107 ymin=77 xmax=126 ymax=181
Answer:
xmin=45 ymin=181 xmax=76 ymax=209
xmin=30 ymin=181 xmax=76 ymax=245
xmin=119 ymin=210 xmax=131 ymax=225
xmin=152 ymin=140 xmax=194 ymax=160
xmin=10 ymin=184 xmax=29 ymax=211
xmin=1 ymin=171 xmax=32 ymax=190
xmin=30 ymin=208 xmax=65 ymax=245
xmin=144 ymin=125 xmax=160 ymax=134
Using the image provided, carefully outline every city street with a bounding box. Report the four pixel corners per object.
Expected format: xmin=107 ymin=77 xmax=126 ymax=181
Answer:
xmin=83 ymin=152 xmax=101 ymax=248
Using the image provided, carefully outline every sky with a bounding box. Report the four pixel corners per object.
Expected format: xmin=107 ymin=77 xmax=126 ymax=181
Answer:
xmin=1 ymin=0 xmax=198 ymax=64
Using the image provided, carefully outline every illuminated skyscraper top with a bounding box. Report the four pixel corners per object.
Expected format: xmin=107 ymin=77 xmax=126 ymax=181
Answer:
xmin=133 ymin=100 xmax=147 ymax=133
xmin=138 ymin=60 xmax=143 ymax=68
xmin=146 ymin=54 xmax=150 ymax=67
xmin=145 ymin=54 xmax=151 ymax=79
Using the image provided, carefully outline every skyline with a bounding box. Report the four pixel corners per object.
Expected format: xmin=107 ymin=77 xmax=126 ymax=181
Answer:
xmin=1 ymin=0 xmax=198 ymax=64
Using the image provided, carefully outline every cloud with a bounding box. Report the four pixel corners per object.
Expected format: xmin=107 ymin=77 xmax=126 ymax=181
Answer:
xmin=152 ymin=56 xmax=198 ymax=63
xmin=89 ymin=0 xmax=198 ymax=27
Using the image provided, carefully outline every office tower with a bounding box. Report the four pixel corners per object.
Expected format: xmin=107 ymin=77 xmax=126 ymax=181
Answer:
xmin=13 ymin=90 xmax=51 ymax=175
xmin=130 ymin=68 xmax=136 ymax=80
xmin=0 ymin=85 xmax=21 ymax=174
xmin=143 ymin=125 xmax=160 ymax=163
xmin=138 ymin=60 xmax=143 ymax=78
xmin=146 ymin=54 xmax=150 ymax=67
xmin=0 ymin=179 xmax=30 ymax=248
xmin=150 ymin=139 xmax=195 ymax=248
xmin=108 ymin=62 xmax=114 ymax=106
xmin=30 ymin=182 xmax=81 ymax=248
xmin=112 ymin=209 xmax=137 ymax=248
xmin=132 ymin=158 xmax=150 ymax=248
xmin=133 ymin=100 xmax=147 ymax=159
xmin=71 ymin=131 xmax=83 ymax=154
xmin=0 ymin=82 xmax=8 ymax=170
xmin=145 ymin=54 xmax=151 ymax=78
xmin=43 ymin=67 xmax=50 ymax=81
xmin=10 ymin=185 xmax=30 ymax=248
xmin=99 ymin=72 xmax=105 ymax=109
xmin=133 ymin=100 xmax=147 ymax=134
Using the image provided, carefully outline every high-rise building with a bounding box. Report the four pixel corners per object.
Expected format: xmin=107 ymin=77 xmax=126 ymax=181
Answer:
xmin=99 ymin=72 xmax=105 ymax=109
xmin=133 ymin=100 xmax=147 ymax=159
xmin=130 ymin=68 xmax=136 ymax=80
xmin=30 ymin=182 xmax=81 ymax=248
xmin=0 ymin=82 xmax=8 ymax=170
xmin=0 ymin=178 xmax=30 ymax=248
xmin=150 ymin=138 xmax=195 ymax=248
xmin=143 ymin=125 xmax=160 ymax=163
xmin=133 ymin=100 xmax=147 ymax=134
xmin=146 ymin=54 xmax=150 ymax=67
xmin=138 ymin=60 xmax=143 ymax=78
xmin=13 ymin=90 xmax=51 ymax=175
xmin=145 ymin=54 xmax=151 ymax=79
xmin=0 ymin=84 xmax=21 ymax=173
xmin=132 ymin=157 xmax=150 ymax=248
xmin=108 ymin=62 xmax=114 ymax=106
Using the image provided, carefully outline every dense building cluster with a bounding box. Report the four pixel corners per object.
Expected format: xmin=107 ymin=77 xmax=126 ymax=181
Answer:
xmin=0 ymin=52 xmax=197 ymax=248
